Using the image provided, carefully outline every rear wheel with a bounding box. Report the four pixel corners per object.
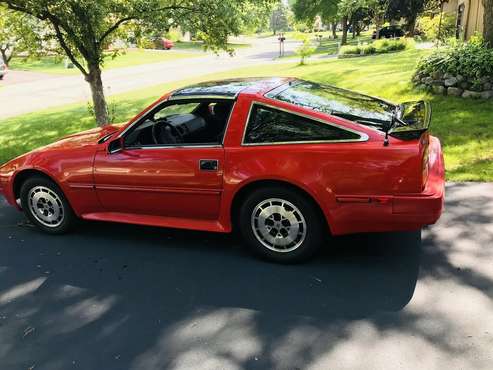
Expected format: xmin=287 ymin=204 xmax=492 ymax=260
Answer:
xmin=239 ymin=187 xmax=324 ymax=263
xmin=20 ymin=176 xmax=75 ymax=234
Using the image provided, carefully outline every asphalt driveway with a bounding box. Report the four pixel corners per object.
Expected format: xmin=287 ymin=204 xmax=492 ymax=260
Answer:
xmin=0 ymin=183 xmax=492 ymax=370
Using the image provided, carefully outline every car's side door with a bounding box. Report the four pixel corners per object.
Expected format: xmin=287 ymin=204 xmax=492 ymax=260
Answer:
xmin=93 ymin=99 xmax=232 ymax=221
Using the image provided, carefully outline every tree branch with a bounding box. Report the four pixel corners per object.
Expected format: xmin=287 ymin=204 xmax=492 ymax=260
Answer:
xmin=98 ymin=5 xmax=200 ymax=45
xmin=98 ymin=16 xmax=136 ymax=44
xmin=2 ymin=0 xmax=49 ymax=20
xmin=51 ymin=22 xmax=88 ymax=76
xmin=2 ymin=0 xmax=92 ymax=63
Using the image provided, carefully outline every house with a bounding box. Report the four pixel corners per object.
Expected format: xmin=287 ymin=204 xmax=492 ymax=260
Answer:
xmin=443 ymin=0 xmax=485 ymax=40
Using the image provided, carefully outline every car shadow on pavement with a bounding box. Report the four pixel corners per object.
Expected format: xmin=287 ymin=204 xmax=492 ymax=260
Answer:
xmin=76 ymin=220 xmax=421 ymax=316
xmin=0 ymin=198 xmax=421 ymax=369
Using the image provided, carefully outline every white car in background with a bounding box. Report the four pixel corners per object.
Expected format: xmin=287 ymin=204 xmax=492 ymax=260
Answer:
xmin=0 ymin=59 xmax=7 ymax=80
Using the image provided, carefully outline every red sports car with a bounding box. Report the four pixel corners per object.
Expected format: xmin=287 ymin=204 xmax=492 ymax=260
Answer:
xmin=0 ymin=78 xmax=445 ymax=263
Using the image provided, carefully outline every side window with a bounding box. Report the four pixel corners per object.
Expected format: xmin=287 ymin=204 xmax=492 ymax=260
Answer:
xmin=154 ymin=103 xmax=200 ymax=120
xmin=243 ymin=104 xmax=361 ymax=144
xmin=124 ymin=100 xmax=233 ymax=147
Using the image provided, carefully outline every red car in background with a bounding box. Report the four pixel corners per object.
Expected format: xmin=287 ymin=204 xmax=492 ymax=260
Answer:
xmin=150 ymin=37 xmax=174 ymax=50
xmin=160 ymin=38 xmax=174 ymax=50
xmin=0 ymin=78 xmax=445 ymax=263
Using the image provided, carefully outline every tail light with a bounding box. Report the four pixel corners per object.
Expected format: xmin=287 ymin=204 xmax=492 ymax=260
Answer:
xmin=421 ymin=134 xmax=430 ymax=189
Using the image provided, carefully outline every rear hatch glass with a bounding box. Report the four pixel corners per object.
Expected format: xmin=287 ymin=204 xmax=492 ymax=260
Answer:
xmin=266 ymin=80 xmax=431 ymax=140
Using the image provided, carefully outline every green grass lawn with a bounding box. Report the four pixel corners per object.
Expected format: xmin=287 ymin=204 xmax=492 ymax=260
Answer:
xmin=1 ymin=48 xmax=492 ymax=181
xmin=314 ymin=31 xmax=373 ymax=55
xmin=281 ymin=30 xmax=373 ymax=57
xmin=9 ymin=49 xmax=199 ymax=75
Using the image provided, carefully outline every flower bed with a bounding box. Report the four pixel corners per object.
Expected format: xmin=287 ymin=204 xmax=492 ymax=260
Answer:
xmin=413 ymin=37 xmax=493 ymax=99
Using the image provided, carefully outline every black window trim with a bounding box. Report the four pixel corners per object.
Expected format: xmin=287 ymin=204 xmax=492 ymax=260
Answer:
xmin=241 ymin=101 xmax=369 ymax=147
xmin=117 ymin=96 xmax=236 ymax=150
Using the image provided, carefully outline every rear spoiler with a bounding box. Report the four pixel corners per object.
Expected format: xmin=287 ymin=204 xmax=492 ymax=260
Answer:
xmin=390 ymin=101 xmax=431 ymax=140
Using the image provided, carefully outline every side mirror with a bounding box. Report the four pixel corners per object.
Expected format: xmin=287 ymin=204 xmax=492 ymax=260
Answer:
xmin=108 ymin=137 xmax=124 ymax=154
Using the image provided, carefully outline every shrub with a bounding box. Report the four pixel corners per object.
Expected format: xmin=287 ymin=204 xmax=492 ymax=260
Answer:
xmin=339 ymin=44 xmax=376 ymax=56
xmin=339 ymin=38 xmax=411 ymax=57
xmin=360 ymin=44 xmax=376 ymax=54
xmin=374 ymin=38 xmax=411 ymax=53
xmin=417 ymin=13 xmax=456 ymax=42
xmin=165 ymin=28 xmax=182 ymax=42
xmin=137 ymin=38 xmax=155 ymax=50
xmin=339 ymin=44 xmax=362 ymax=55
xmin=414 ymin=35 xmax=493 ymax=82
xmin=295 ymin=37 xmax=316 ymax=65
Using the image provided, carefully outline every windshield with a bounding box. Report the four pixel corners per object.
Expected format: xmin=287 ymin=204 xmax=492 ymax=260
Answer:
xmin=266 ymin=80 xmax=397 ymax=130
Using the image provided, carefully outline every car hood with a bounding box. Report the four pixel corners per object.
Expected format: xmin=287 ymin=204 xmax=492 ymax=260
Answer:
xmin=0 ymin=124 xmax=125 ymax=180
xmin=45 ymin=124 xmax=123 ymax=150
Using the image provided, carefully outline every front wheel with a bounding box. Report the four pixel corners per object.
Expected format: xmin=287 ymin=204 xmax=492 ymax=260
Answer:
xmin=20 ymin=176 xmax=76 ymax=234
xmin=239 ymin=187 xmax=324 ymax=263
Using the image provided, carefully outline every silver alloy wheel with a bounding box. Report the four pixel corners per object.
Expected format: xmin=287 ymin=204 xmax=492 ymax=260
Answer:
xmin=27 ymin=186 xmax=65 ymax=228
xmin=251 ymin=198 xmax=307 ymax=253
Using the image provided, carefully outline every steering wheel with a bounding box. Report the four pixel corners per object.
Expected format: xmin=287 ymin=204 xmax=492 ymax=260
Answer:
xmin=152 ymin=119 xmax=182 ymax=145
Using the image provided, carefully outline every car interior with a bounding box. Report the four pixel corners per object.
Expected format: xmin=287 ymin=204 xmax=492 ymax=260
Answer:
xmin=124 ymin=100 xmax=234 ymax=147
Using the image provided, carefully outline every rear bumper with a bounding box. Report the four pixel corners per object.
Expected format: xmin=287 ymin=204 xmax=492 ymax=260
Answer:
xmin=331 ymin=136 xmax=445 ymax=235
xmin=392 ymin=136 xmax=445 ymax=225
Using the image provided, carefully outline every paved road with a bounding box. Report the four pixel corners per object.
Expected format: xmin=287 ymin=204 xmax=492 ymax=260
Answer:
xmin=0 ymin=70 xmax=60 ymax=86
xmin=0 ymin=37 xmax=301 ymax=120
xmin=0 ymin=182 xmax=492 ymax=369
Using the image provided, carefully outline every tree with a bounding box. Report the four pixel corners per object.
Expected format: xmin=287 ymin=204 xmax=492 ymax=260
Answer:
xmin=292 ymin=0 xmax=339 ymax=29
xmin=270 ymin=1 xmax=291 ymax=35
xmin=295 ymin=35 xmax=316 ymax=64
xmin=1 ymin=0 xmax=274 ymax=126
xmin=338 ymin=0 xmax=366 ymax=44
xmin=387 ymin=0 xmax=435 ymax=35
xmin=484 ymin=0 xmax=493 ymax=48
xmin=0 ymin=6 xmax=44 ymax=66
xmin=366 ymin=0 xmax=389 ymax=39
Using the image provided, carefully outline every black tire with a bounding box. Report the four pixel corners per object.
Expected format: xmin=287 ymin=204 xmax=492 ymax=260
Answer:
xmin=239 ymin=186 xmax=325 ymax=263
xmin=20 ymin=176 xmax=76 ymax=234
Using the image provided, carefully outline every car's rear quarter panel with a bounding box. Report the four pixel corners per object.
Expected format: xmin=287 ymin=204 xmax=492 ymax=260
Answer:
xmin=222 ymin=94 xmax=427 ymax=235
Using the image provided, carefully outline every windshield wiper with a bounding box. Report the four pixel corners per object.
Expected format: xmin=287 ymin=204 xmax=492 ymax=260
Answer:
xmin=383 ymin=107 xmax=408 ymax=146
xmin=330 ymin=111 xmax=389 ymax=127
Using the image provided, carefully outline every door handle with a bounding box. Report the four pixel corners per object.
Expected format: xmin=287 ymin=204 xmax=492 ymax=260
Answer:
xmin=199 ymin=159 xmax=219 ymax=171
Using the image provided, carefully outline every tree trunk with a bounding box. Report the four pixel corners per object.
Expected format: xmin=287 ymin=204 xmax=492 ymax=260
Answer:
xmin=86 ymin=64 xmax=109 ymax=126
xmin=352 ymin=20 xmax=356 ymax=39
xmin=341 ymin=17 xmax=348 ymax=45
xmin=0 ymin=48 xmax=9 ymax=67
xmin=406 ymin=16 xmax=417 ymax=37
xmin=331 ymin=22 xmax=338 ymax=39
xmin=374 ymin=15 xmax=383 ymax=39
xmin=484 ymin=0 xmax=493 ymax=48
